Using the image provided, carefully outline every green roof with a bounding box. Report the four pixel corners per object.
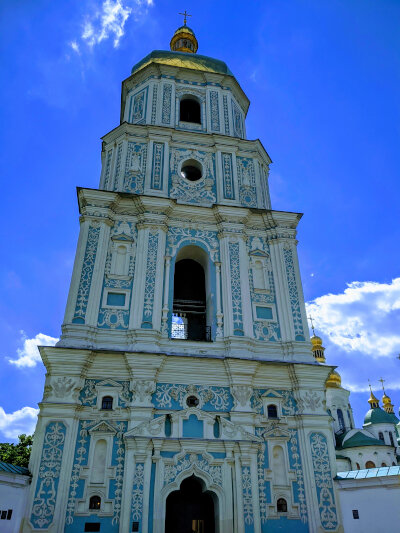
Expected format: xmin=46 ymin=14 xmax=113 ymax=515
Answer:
xmin=131 ymin=50 xmax=234 ymax=77
xmin=364 ymin=407 xmax=397 ymax=426
xmin=0 ymin=461 xmax=30 ymax=476
xmin=337 ymin=431 xmax=387 ymax=450
xmin=336 ymin=465 xmax=400 ymax=479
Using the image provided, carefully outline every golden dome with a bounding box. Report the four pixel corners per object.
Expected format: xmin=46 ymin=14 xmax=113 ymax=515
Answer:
xmin=170 ymin=24 xmax=198 ymax=54
xmin=310 ymin=334 xmax=326 ymax=363
xmin=311 ymin=335 xmax=323 ymax=346
xmin=382 ymin=392 xmax=394 ymax=414
xmin=326 ymin=370 xmax=342 ymax=388
xmin=368 ymin=390 xmax=380 ymax=409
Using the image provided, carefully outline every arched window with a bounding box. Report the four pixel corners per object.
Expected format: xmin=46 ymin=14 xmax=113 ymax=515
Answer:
xmin=101 ymin=396 xmax=113 ymax=410
xmin=337 ymin=409 xmax=345 ymax=431
xmin=381 ymin=462 xmax=387 ymax=467
xmin=389 ymin=432 xmax=395 ymax=447
xmin=356 ymin=462 xmax=360 ymax=470
xmin=165 ymin=414 xmax=172 ymax=437
xmin=172 ymin=246 xmax=211 ymax=341
xmin=378 ymin=432 xmax=384 ymax=442
xmin=267 ymin=404 xmax=278 ymax=419
xmin=180 ymin=97 xmax=201 ymax=124
xmin=213 ymin=416 xmax=221 ymax=438
xmin=89 ymin=495 xmax=101 ymax=510
xmin=277 ymin=498 xmax=287 ymax=513
xmin=365 ymin=461 xmax=376 ymax=469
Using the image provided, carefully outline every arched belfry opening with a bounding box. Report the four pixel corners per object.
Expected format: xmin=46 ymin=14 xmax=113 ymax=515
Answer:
xmin=172 ymin=245 xmax=212 ymax=341
xmin=180 ymin=97 xmax=201 ymax=124
xmin=165 ymin=475 xmax=217 ymax=533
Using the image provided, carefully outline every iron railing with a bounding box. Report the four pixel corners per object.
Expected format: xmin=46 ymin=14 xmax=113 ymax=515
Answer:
xmin=171 ymin=323 xmax=212 ymax=342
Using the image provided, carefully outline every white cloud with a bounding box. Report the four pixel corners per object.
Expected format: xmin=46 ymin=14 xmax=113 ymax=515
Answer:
xmin=79 ymin=0 xmax=153 ymax=49
xmin=70 ymin=40 xmax=80 ymax=54
xmin=9 ymin=332 xmax=59 ymax=368
xmin=0 ymin=406 xmax=39 ymax=440
xmin=306 ymin=278 xmax=400 ymax=358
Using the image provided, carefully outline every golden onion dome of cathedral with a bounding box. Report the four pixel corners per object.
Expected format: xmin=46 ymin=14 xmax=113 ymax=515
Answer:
xmin=326 ymin=370 xmax=342 ymax=388
xmin=170 ymin=24 xmax=198 ymax=54
xmin=310 ymin=334 xmax=323 ymax=347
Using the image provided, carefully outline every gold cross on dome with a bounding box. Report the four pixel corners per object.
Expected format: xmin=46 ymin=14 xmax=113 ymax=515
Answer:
xmin=179 ymin=10 xmax=191 ymax=25
xmin=379 ymin=377 xmax=386 ymax=392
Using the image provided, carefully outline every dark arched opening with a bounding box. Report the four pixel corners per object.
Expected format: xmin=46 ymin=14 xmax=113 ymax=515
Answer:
xmin=337 ymin=409 xmax=345 ymax=431
xmin=172 ymin=258 xmax=210 ymax=341
xmin=180 ymin=98 xmax=201 ymax=124
xmin=267 ymin=404 xmax=278 ymax=419
xmin=165 ymin=476 xmax=216 ymax=533
xmin=101 ymin=396 xmax=113 ymax=410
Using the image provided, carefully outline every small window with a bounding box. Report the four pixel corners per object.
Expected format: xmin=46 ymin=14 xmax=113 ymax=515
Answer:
xmin=165 ymin=414 xmax=172 ymax=437
xmin=180 ymin=97 xmax=201 ymax=123
xmin=277 ymin=498 xmax=287 ymax=513
xmin=255 ymin=306 xmax=273 ymax=320
xmin=7 ymin=510 xmax=12 ymax=520
xmin=1 ymin=510 xmax=6 ymax=519
xmin=337 ymin=409 xmax=345 ymax=431
xmin=106 ymin=292 xmax=126 ymax=307
xmin=213 ymin=417 xmax=221 ymax=438
xmin=356 ymin=462 xmax=360 ymax=470
xmin=267 ymin=404 xmax=278 ymax=419
xmin=352 ymin=510 xmax=359 ymax=519
xmin=186 ymin=395 xmax=199 ymax=407
xmin=389 ymin=432 xmax=395 ymax=447
xmin=132 ymin=522 xmax=139 ymax=532
xmin=365 ymin=461 xmax=375 ymax=469
xmin=101 ymin=396 xmax=113 ymax=410
xmin=89 ymin=496 xmax=101 ymax=510
xmin=381 ymin=462 xmax=387 ymax=467
xmin=180 ymin=159 xmax=202 ymax=182
xmin=85 ymin=524 xmax=100 ymax=532
xmin=378 ymin=432 xmax=384 ymax=442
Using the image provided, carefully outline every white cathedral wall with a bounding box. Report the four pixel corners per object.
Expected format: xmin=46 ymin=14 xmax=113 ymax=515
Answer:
xmin=0 ymin=471 xmax=30 ymax=533
xmin=335 ymin=476 xmax=400 ymax=533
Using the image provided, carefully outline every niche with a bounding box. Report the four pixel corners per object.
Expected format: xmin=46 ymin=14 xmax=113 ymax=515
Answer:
xmin=91 ymin=439 xmax=107 ymax=484
xmin=272 ymin=445 xmax=287 ymax=486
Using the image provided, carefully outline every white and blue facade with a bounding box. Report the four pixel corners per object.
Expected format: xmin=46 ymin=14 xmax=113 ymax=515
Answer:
xmin=22 ymin=44 xmax=344 ymax=533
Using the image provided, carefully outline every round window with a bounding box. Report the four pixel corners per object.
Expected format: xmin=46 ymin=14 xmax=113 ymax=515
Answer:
xmin=180 ymin=159 xmax=202 ymax=182
xmin=186 ymin=395 xmax=200 ymax=407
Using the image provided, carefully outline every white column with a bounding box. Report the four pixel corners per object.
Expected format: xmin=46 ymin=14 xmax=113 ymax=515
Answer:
xmin=85 ymin=218 xmax=112 ymax=326
xmin=129 ymin=225 xmax=149 ymax=329
xmin=215 ymin=261 xmax=224 ymax=338
xmin=63 ymin=218 xmax=90 ymax=324
xmin=161 ymin=255 xmax=171 ymax=336
xmin=268 ymin=239 xmax=294 ymax=341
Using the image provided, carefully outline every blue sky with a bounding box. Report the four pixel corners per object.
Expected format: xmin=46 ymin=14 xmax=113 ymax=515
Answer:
xmin=0 ymin=0 xmax=399 ymax=440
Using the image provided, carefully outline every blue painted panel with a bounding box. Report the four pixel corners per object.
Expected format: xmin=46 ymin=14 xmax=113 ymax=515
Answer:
xmin=183 ymin=414 xmax=203 ymax=438
xmin=255 ymin=306 xmax=273 ymax=319
xmin=72 ymin=224 xmax=100 ymax=323
xmin=30 ymin=422 xmax=66 ymax=530
xmin=106 ymin=292 xmax=126 ymax=306
xmin=264 ymin=518 xmax=309 ymax=533
xmin=160 ymin=451 xmax=177 ymax=458
xmin=309 ymin=432 xmax=338 ymax=530
xmin=153 ymin=383 xmax=233 ymax=412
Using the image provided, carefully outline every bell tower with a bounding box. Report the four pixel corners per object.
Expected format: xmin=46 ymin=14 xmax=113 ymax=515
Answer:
xmin=24 ymin=22 xmax=343 ymax=533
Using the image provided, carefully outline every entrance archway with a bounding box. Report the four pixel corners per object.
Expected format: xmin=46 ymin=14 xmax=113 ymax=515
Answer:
xmin=165 ymin=475 xmax=216 ymax=533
